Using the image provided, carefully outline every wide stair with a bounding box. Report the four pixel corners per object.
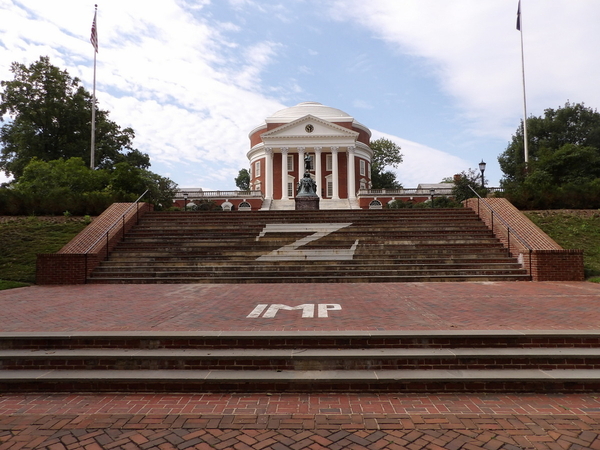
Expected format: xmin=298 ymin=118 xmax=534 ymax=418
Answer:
xmin=2 ymin=331 xmax=600 ymax=392
xmin=87 ymin=209 xmax=530 ymax=284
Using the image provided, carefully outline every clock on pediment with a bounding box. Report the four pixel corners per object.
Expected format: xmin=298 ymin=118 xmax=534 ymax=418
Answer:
xmin=305 ymin=124 xmax=314 ymax=133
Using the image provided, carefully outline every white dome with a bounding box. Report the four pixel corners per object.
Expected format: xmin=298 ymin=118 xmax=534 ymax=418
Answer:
xmin=268 ymin=102 xmax=352 ymax=121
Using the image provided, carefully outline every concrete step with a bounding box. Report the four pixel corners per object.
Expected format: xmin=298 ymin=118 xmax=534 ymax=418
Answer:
xmin=3 ymin=331 xmax=600 ymax=392
xmin=2 ymin=368 xmax=600 ymax=393
xmin=3 ymin=347 xmax=599 ymax=371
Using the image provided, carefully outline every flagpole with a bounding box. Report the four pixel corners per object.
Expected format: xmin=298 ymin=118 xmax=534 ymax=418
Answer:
xmin=90 ymin=4 xmax=98 ymax=170
xmin=517 ymin=0 xmax=529 ymax=164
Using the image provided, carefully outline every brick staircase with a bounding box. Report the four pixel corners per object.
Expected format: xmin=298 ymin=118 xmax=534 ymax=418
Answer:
xmin=3 ymin=331 xmax=600 ymax=392
xmin=87 ymin=209 xmax=530 ymax=284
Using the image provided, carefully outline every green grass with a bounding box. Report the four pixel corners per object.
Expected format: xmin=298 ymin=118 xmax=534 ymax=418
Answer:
xmin=525 ymin=210 xmax=600 ymax=279
xmin=0 ymin=217 xmax=88 ymax=286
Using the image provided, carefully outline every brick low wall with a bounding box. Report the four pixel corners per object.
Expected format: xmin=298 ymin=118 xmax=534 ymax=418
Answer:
xmin=36 ymin=202 xmax=153 ymax=285
xmin=464 ymin=198 xmax=584 ymax=281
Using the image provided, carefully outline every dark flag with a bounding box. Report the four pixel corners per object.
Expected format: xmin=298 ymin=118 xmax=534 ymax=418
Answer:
xmin=90 ymin=7 xmax=98 ymax=52
xmin=516 ymin=0 xmax=521 ymax=31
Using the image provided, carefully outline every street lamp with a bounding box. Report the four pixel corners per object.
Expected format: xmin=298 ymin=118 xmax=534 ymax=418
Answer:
xmin=478 ymin=160 xmax=486 ymax=188
xmin=430 ymin=189 xmax=435 ymax=208
xmin=183 ymin=192 xmax=188 ymax=211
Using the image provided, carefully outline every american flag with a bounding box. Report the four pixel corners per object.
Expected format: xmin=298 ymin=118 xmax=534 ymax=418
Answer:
xmin=90 ymin=8 xmax=98 ymax=52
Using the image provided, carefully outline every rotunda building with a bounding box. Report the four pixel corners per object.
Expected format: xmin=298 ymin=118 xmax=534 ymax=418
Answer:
xmin=247 ymin=102 xmax=372 ymax=209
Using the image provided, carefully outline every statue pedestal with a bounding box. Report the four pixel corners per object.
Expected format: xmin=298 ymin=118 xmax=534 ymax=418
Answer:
xmin=295 ymin=196 xmax=320 ymax=211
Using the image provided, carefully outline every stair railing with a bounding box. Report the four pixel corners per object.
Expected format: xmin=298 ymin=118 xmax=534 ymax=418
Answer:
xmin=83 ymin=190 xmax=150 ymax=261
xmin=467 ymin=186 xmax=532 ymax=275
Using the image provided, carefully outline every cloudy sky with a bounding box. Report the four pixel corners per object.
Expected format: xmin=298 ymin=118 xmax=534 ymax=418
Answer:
xmin=1 ymin=0 xmax=599 ymax=190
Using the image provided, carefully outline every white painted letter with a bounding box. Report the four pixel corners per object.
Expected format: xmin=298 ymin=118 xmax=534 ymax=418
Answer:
xmin=318 ymin=304 xmax=342 ymax=318
xmin=247 ymin=304 xmax=268 ymax=318
xmin=262 ymin=304 xmax=315 ymax=318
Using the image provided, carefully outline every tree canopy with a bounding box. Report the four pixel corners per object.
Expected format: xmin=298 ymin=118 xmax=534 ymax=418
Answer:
xmin=0 ymin=157 xmax=177 ymax=215
xmin=498 ymin=102 xmax=600 ymax=209
xmin=0 ymin=56 xmax=149 ymax=179
xmin=235 ymin=168 xmax=250 ymax=191
xmin=370 ymin=138 xmax=403 ymax=189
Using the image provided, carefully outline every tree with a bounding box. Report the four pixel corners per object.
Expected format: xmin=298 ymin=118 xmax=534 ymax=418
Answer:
xmin=235 ymin=168 xmax=250 ymax=191
xmin=452 ymin=169 xmax=488 ymax=202
xmin=369 ymin=138 xmax=403 ymax=189
xmin=6 ymin=157 xmax=177 ymax=215
xmin=498 ymin=102 xmax=600 ymax=208
xmin=0 ymin=56 xmax=150 ymax=179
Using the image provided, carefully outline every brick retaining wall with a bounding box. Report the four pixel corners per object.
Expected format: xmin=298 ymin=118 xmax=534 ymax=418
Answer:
xmin=464 ymin=198 xmax=584 ymax=281
xmin=36 ymin=202 xmax=153 ymax=285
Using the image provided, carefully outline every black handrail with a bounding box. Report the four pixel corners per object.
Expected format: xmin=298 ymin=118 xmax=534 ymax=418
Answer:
xmin=467 ymin=186 xmax=532 ymax=275
xmin=83 ymin=190 xmax=149 ymax=257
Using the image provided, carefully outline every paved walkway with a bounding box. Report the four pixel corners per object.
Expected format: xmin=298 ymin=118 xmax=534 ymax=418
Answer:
xmin=2 ymin=282 xmax=600 ymax=332
xmin=2 ymin=281 xmax=600 ymax=449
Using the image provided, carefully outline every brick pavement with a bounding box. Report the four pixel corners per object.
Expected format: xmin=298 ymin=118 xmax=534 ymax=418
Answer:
xmin=1 ymin=282 xmax=600 ymax=332
xmin=3 ymin=281 xmax=600 ymax=448
xmin=0 ymin=392 xmax=600 ymax=449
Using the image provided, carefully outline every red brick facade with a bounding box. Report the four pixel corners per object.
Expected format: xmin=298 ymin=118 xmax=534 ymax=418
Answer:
xmin=464 ymin=198 xmax=584 ymax=281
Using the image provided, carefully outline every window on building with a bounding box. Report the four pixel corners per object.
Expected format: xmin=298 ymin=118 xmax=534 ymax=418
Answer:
xmin=255 ymin=160 xmax=261 ymax=177
xmin=288 ymin=182 xmax=294 ymax=198
xmin=327 ymin=181 xmax=333 ymax=197
xmin=287 ymin=155 xmax=294 ymax=172
xmin=326 ymin=154 xmax=332 ymax=171
xmin=360 ymin=159 xmax=366 ymax=176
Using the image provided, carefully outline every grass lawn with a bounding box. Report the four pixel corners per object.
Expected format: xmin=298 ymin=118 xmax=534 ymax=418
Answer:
xmin=0 ymin=217 xmax=88 ymax=286
xmin=525 ymin=210 xmax=600 ymax=279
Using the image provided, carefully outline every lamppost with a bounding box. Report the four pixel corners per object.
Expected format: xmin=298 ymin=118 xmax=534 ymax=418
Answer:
xmin=478 ymin=160 xmax=486 ymax=188
xmin=183 ymin=192 xmax=188 ymax=211
xmin=430 ymin=189 xmax=435 ymax=208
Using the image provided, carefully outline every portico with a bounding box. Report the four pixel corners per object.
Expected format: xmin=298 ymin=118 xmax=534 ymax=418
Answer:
xmin=247 ymin=102 xmax=372 ymax=209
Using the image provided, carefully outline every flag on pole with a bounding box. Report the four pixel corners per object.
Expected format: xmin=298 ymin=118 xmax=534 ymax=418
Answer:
xmin=90 ymin=7 xmax=98 ymax=52
xmin=516 ymin=0 xmax=521 ymax=31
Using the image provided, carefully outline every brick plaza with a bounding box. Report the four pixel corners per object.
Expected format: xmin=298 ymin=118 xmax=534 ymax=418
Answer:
xmin=2 ymin=281 xmax=600 ymax=449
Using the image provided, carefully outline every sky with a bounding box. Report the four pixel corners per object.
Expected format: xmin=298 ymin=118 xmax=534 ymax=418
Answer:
xmin=1 ymin=0 xmax=600 ymax=190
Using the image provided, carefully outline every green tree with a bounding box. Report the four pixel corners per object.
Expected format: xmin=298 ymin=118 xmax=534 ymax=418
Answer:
xmin=0 ymin=56 xmax=150 ymax=179
xmin=370 ymin=138 xmax=403 ymax=189
xmin=498 ymin=102 xmax=600 ymax=208
xmin=452 ymin=169 xmax=488 ymax=202
xmin=235 ymin=168 xmax=250 ymax=190
xmin=6 ymin=157 xmax=177 ymax=215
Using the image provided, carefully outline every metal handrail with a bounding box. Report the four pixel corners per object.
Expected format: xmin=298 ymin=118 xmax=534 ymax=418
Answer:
xmin=467 ymin=186 xmax=532 ymax=274
xmin=83 ymin=189 xmax=149 ymax=256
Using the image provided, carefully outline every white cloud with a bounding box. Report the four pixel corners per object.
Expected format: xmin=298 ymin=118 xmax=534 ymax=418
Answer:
xmin=329 ymin=0 xmax=600 ymax=138
xmin=370 ymin=130 xmax=469 ymax=188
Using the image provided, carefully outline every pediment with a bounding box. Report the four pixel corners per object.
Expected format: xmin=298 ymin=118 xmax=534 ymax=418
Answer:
xmin=261 ymin=115 xmax=359 ymax=141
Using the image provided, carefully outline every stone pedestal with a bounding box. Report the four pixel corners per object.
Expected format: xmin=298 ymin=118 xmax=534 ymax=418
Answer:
xmin=295 ymin=196 xmax=320 ymax=210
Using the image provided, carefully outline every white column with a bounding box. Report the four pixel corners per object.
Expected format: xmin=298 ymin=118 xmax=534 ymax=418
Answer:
xmin=331 ymin=146 xmax=339 ymax=200
xmin=297 ymin=147 xmax=306 ymax=173
xmin=347 ymin=146 xmax=356 ymax=199
xmin=265 ymin=147 xmax=274 ymax=199
xmin=280 ymin=147 xmax=289 ymax=199
xmin=314 ymin=146 xmax=322 ymax=198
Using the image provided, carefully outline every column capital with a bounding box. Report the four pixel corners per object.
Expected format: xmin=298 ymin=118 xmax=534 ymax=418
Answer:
xmin=314 ymin=146 xmax=322 ymax=153
xmin=265 ymin=147 xmax=273 ymax=155
xmin=347 ymin=146 xmax=356 ymax=154
xmin=331 ymin=146 xmax=339 ymax=153
xmin=281 ymin=147 xmax=289 ymax=154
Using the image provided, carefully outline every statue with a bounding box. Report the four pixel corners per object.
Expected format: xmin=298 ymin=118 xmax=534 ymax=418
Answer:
xmin=304 ymin=154 xmax=313 ymax=172
xmin=297 ymin=172 xmax=317 ymax=197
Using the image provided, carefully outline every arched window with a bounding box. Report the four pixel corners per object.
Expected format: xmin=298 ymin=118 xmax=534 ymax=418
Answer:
xmin=238 ymin=201 xmax=251 ymax=211
xmin=369 ymin=200 xmax=382 ymax=210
